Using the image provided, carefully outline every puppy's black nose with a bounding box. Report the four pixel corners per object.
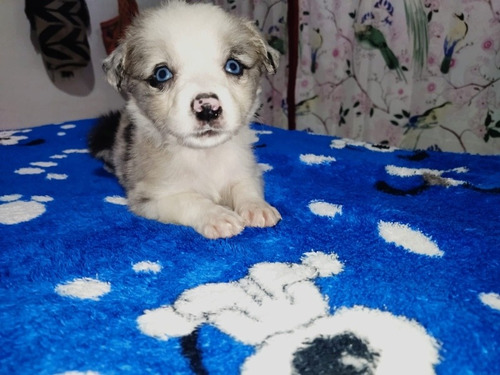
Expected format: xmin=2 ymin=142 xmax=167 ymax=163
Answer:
xmin=192 ymin=93 xmax=222 ymax=122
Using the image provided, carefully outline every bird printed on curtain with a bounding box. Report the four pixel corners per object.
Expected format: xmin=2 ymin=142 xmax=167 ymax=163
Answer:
xmin=354 ymin=23 xmax=407 ymax=83
xmin=309 ymin=28 xmax=323 ymax=73
xmin=402 ymin=102 xmax=454 ymax=149
xmin=440 ymin=13 xmax=468 ymax=74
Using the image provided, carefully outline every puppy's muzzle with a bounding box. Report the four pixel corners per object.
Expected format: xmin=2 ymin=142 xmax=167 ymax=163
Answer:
xmin=192 ymin=93 xmax=222 ymax=123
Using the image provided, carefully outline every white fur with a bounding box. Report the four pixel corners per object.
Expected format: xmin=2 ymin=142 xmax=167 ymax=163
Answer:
xmin=96 ymin=1 xmax=281 ymax=238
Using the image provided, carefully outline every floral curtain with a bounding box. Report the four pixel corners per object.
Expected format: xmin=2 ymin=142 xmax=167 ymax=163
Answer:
xmin=213 ymin=0 xmax=500 ymax=154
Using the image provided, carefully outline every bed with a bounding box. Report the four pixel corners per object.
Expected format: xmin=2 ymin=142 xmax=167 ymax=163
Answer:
xmin=1 ymin=118 xmax=499 ymax=374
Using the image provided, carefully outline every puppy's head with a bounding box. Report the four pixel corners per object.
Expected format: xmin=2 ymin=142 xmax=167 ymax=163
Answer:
xmin=103 ymin=0 xmax=279 ymax=148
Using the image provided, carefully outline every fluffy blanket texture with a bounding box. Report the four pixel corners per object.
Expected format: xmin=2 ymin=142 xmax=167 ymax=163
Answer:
xmin=1 ymin=119 xmax=499 ymax=375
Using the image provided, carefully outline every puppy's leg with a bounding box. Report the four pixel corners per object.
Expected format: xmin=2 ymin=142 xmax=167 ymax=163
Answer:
xmin=131 ymin=192 xmax=245 ymax=239
xmin=231 ymin=179 xmax=281 ymax=228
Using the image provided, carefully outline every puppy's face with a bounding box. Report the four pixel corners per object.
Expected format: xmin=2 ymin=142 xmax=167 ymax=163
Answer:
xmin=104 ymin=1 xmax=279 ymax=148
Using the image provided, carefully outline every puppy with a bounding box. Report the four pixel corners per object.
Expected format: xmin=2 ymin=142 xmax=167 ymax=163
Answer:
xmin=88 ymin=1 xmax=281 ymax=239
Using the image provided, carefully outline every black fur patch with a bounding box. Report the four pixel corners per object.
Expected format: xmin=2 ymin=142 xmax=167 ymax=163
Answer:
xmin=120 ymin=121 xmax=136 ymax=188
xmin=87 ymin=111 xmax=121 ymax=158
xmin=136 ymin=195 xmax=152 ymax=205
xmin=122 ymin=122 xmax=135 ymax=164
xmin=292 ymin=333 xmax=379 ymax=375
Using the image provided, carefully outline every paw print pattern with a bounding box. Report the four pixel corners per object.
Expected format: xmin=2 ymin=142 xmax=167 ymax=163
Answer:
xmin=0 ymin=129 xmax=32 ymax=145
xmin=57 ymin=124 xmax=76 ymax=137
xmin=9 ymin=124 xmax=87 ymax=181
xmin=15 ymin=161 xmax=68 ymax=180
xmin=0 ymin=194 xmax=53 ymax=225
xmin=137 ymin=252 xmax=440 ymax=374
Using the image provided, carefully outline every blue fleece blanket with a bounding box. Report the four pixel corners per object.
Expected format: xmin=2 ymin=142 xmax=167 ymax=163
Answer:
xmin=1 ymin=118 xmax=499 ymax=375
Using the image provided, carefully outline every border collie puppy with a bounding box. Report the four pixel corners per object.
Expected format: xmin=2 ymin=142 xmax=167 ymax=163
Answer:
xmin=88 ymin=1 xmax=281 ymax=238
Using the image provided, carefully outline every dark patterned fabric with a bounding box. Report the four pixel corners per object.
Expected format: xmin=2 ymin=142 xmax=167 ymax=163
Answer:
xmin=25 ymin=0 xmax=90 ymax=78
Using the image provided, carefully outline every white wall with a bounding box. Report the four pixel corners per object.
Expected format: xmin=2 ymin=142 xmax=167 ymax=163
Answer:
xmin=0 ymin=0 xmax=160 ymax=130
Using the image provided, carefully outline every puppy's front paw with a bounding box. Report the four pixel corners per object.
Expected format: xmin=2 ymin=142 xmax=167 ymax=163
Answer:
xmin=238 ymin=201 xmax=281 ymax=228
xmin=197 ymin=206 xmax=245 ymax=239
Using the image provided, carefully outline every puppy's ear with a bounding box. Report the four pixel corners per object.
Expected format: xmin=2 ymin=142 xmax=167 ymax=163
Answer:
xmin=244 ymin=21 xmax=280 ymax=75
xmin=102 ymin=44 xmax=126 ymax=91
xmin=264 ymin=46 xmax=280 ymax=75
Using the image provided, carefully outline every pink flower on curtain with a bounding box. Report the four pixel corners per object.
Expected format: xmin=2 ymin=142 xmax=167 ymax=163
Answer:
xmin=428 ymin=22 xmax=444 ymax=38
xmin=465 ymin=64 xmax=481 ymax=80
xmin=476 ymin=93 xmax=489 ymax=109
xmin=333 ymin=39 xmax=352 ymax=60
xmin=482 ymin=38 xmax=494 ymax=52
xmin=445 ymin=86 xmax=476 ymax=106
xmin=424 ymin=0 xmax=440 ymax=12
xmin=352 ymin=92 xmax=372 ymax=115
xmin=373 ymin=117 xmax=401 ymax=145
xmin=470 ymin=112 xmax=487 ymax=138
xmin=399 ymin=49 xmax=411 ymax=67
xmin=427 ymin=53 xmax=438 ymax=66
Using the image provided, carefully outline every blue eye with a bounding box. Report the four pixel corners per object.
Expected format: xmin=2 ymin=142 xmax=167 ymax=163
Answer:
xmin=153 ymin=66 xmax=173 ymax=83
xmin=224 ymin=59 xmax=243 ymax=75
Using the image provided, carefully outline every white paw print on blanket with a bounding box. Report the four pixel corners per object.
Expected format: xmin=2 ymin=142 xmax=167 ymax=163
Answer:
xmin=15 ymin=161 xmax=68 ymax=180
xmin=54 ymin=261 xmax=161 ymax=302
xmin=0 ymin=124 xmax=76 ymax=146
xmin=57 ymin=124 xmax=76 ymax=136
xmin=0 ymin=129 xmax=32 ymax=145
xmin=14 ymin=148 xmax=88 ymax=181
xmin=137 ymin=252 xmax=440 ymax=374
xmin=0 ymin=194 xmax=53 ymax=225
